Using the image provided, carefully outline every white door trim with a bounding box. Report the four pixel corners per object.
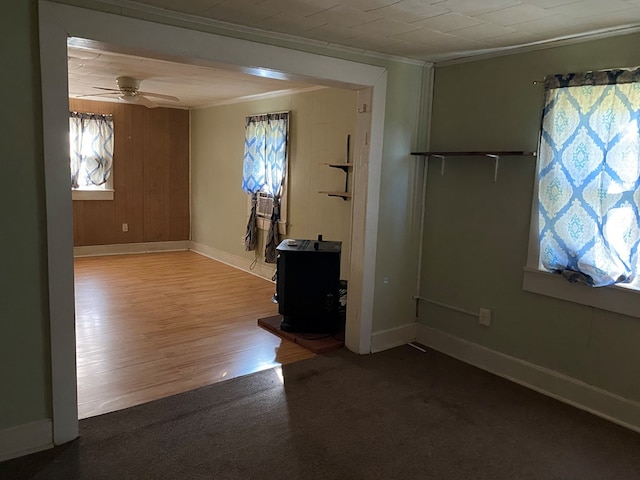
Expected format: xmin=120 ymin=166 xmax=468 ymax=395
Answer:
xmin=39 ymin=0 xmax=387 ymax=444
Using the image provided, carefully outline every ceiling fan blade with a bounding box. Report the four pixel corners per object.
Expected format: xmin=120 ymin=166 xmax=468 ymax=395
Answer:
xmin=136 ymin=95 xmax=159 ymax=108
xmin=75 ymin=92 xmax=120 ymax=98
xmin=118 ymin=95 xmax=158 ymax=109
xmin=138 ymin=91 xmax=180 ymax=102
xmin=93 ymin=87 xmax=121 ymax=92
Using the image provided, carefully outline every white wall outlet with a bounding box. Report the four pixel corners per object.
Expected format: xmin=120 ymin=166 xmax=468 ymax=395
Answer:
xmin=479 ymin=308 xmax=492 ymax=327
xmin=122 ymin=223 xmax=128 ymax=232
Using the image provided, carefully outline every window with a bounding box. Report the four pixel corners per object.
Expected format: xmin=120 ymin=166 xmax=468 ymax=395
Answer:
xmin=242 ymin=112 xmax=289 ymax=263
xmin=69 ymin=111 xmax=114 ymax=200
xmin=524 ymin=68 xmax=640 ymax=317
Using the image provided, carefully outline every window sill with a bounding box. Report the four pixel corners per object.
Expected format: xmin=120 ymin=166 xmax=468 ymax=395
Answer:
xmin=522 ymin=266 xmax=640 ymax=319
xmin=257 ymin=217 xmax=287 ymax=234
xmin=72 ymin=189 xmax=114 ymax=201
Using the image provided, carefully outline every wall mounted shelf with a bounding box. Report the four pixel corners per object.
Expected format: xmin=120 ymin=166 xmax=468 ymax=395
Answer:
xmin=319 ymin=135 xmax=353 ymax=200
xmin=411 ymin=150 xmax=536 ymax=182
xmin=411 ymin=150 xmax=538 ymax=319
xmin=321 ymin=162 xmax=353 ymax=172
xmin=318 ymin=190 xmax=352 ymax=199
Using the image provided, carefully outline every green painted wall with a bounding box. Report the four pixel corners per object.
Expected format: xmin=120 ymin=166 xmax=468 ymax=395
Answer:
xmin=423 ymin=33 xmax=640 ymax=402
xmin=373 ymin=61 xmax=429 ymax=332
xmin=0 ymin=1 xmax=52 ymax=429
xmin=190 ymin=88 xmax=357 ymax=278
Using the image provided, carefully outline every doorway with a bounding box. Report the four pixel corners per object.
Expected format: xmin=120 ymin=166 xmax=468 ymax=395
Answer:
xmin=68 ymin=46 xmax=361 ymax=417
xmin=69 ymin=55 xmax=360 ymax=418
xmin=40 ymin=0 xmax=386 ymax=444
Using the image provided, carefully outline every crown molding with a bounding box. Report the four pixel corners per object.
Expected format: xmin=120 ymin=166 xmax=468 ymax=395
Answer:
xmin=55 ymin=1 xmax=640 ymax=72
xmin=434 ymin=24 xmax=640 ymax=67
xmin=78 ymin=0 xmax=431 ymax=67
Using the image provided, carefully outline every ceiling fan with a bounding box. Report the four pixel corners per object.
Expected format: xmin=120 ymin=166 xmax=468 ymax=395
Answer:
xmin=83 ymin=76 xmax=180 ymax=108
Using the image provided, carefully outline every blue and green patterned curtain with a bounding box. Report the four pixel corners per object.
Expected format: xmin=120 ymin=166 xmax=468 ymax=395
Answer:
xmin=242 ymin=112 xmax=288 ymax=261
xmin=538 ymin=68 xmax=640 ymax=287
xmin=69 ymin=112 xmax=114 ymax=188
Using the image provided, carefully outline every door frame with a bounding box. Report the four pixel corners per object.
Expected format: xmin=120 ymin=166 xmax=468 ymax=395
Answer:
xmin=39 ymin=0 xmax=387 ymax=445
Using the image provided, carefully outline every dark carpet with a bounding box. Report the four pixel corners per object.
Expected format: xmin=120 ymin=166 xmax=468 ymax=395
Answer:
xmin=3 ymin=345 xmax=640 ymax=479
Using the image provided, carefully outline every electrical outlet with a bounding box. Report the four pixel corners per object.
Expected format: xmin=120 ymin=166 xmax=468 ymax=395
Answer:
xmin=122 ymin=223 xmax=128 ymax=232
xmin=479 ymin=308 xmax=492 ymax=327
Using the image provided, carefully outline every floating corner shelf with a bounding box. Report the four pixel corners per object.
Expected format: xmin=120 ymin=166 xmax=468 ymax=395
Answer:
xmin=318 ymin=190 xmax=352 ymax=200
xmin=320 ymin=135 xmax=353 ymax=199
xmin=322 ymin=162 xmax=353 ymax=173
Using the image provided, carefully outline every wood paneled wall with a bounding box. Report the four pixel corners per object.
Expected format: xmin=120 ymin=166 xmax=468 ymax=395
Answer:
xmin=69 ymin=99 xmax=189 ymax=246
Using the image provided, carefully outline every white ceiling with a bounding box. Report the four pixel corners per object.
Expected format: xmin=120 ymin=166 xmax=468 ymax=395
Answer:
xmin=68 ymin=0 xmax=640 ymax=109
xmin=67 ymin=45 xmax=322 ymax=109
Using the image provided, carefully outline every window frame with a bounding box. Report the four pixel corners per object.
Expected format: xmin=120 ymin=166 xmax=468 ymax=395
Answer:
xmin=71 ymin=187 xmax=114 ymax=201
xmin=69 ymin=111 xmax=115 ymax=201
xmin=523 ymin=72 xmax=640 ymax=319
xmin=243 ymin=111 xmax=290 ymax=235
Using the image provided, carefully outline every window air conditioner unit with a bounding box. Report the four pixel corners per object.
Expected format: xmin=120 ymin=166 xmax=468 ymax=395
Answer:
xmin=256 ymin=192 xmax=274 ymax=219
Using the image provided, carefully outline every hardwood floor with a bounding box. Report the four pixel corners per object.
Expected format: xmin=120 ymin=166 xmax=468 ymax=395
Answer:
xmin=74 ymin=251 xmax=315 ymax=419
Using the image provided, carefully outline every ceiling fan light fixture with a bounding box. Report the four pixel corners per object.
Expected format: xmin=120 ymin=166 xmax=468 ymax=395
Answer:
xmin=118 ymin=94 xmax=139 ymax=103
xmin=115 ymin=76 xmax=141 ymax=94
xmin=83 ymin=76 xmax=176 ymax=108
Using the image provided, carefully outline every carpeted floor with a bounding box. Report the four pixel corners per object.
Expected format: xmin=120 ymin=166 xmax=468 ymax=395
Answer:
xmin=3 ymin=345 xmax=640 ymax=479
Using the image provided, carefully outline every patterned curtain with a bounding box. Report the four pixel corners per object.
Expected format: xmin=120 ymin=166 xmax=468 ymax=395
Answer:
xmin=242 ymin=120 xmax=265 ymax=252
xmin=69 ymin=112 xmax=114 ymax=188
xmin=538 ymin=68 xmax=640 ymax=287
xmin=242 ymin=112 xmax=288 ymax=261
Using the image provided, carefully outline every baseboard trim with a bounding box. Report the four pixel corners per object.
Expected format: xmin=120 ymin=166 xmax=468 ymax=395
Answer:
xmin=415 ymin=324 xmax=640 ymax=434
xmin=370 ymin=323 xmax=417 ymax=353
xmin=189 ymin=241 xmax=276 ymax=282
xmin=74 ymin=241 xmax=190 ymax=257
xmin=0 ymin=420 xmax=53 ymax=462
